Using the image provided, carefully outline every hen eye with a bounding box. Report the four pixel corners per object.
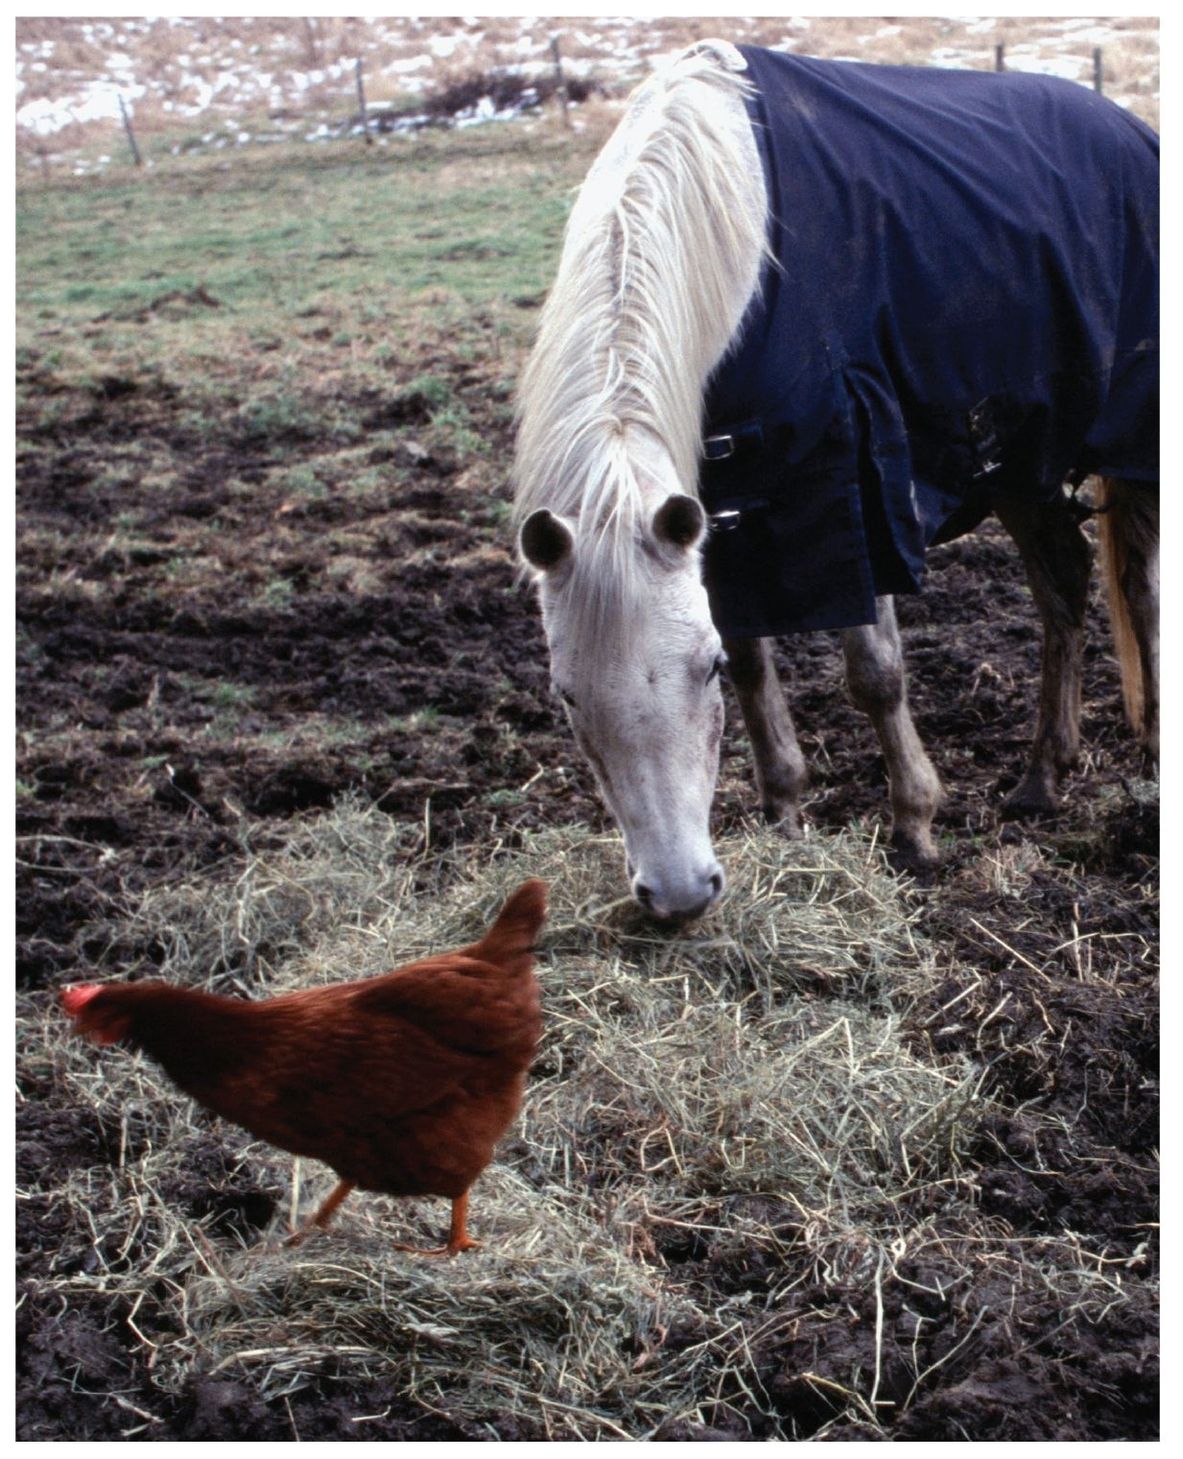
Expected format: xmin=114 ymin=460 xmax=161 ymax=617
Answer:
xmin=706 ymin=655 xmax=727 ymax=684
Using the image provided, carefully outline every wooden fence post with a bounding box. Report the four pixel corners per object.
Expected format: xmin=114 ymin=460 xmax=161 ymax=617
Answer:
xmin=1093 ymin=46 xmax=1104 ymax=93
xmin=356 ymin=57 xmax=372 ymax=143
xmin=303 ymin=18 xmax=321 ymax=69
xmin=118 ymin=93 xmax=142 ymax=166
xmin=995 ymin=42 xmax=1005 ymax=72
xmin=550 ymin=35 xmax=571 ymax=128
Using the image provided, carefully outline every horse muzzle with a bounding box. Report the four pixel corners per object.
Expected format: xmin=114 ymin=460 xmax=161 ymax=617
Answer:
xmin=631 ymin=860 xmax=725 ymax=923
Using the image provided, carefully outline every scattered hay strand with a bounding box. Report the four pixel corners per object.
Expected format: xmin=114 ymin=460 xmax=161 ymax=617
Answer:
xmin=17 ymin=801 xmax=1143 ymax=1438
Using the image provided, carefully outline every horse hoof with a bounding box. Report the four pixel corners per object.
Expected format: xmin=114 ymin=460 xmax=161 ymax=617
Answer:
xmin=763 ymin=803 xmax=805 ymax=838
xmin=889 ymin=850 xmax=940 ymax=880
xmin=1000 ymin=783 xmax=1060 ymax=821
xmin=888 ymin=832 xmax=940 ymax=877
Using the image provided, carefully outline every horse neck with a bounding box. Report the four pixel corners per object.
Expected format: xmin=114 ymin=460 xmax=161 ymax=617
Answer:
xmin=515 ymin=59 xmax=765 ymax=534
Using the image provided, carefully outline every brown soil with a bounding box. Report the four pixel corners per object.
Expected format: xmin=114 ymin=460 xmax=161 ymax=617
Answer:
xmin=16 ymin=351 xmax=1157 ymax=1438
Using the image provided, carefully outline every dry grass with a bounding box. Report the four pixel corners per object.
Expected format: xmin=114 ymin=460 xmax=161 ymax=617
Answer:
xmin=18 ymin=801 xmax=1143 ymax=1437
xmin=16 ymin=15 xmax=1159 ymax=174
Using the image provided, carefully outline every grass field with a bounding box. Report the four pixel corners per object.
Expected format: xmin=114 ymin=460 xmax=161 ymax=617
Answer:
xmin=17 ymin=123 xmax=584 ymax=461
xmin=17 ymin=119 xmax=592 ymax=799
xmin=17 ymin=32 xmax=1158 ymax=1442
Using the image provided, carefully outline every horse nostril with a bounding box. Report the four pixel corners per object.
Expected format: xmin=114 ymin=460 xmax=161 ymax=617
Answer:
xmin=635 ymin=883 xmax=654 ymax=909
xmin=709 ymin=870 xmax=723 ymax=897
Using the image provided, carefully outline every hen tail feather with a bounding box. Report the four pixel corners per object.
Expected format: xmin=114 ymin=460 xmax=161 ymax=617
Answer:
xmin=472 ymin=880 xmax=548 ymax=971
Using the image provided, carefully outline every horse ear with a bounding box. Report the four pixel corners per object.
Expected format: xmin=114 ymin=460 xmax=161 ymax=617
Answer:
xmin=520 ymin=509 xmax=574 ymax=572
xmin=652 ymin=494 xmax=706 ymax=552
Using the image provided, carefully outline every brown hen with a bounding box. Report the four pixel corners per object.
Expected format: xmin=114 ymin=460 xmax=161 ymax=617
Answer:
xmin=60 ymin=879 xmax=546 ymax=1255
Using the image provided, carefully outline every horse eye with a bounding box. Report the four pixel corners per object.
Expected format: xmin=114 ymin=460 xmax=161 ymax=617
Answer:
xmin=556 ymin=687 xmax=576 ymax=708
xmin=706 ymin=655 xmax=727 ymax=684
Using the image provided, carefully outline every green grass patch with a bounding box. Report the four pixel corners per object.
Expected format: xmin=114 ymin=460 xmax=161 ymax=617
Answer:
xmin=16 ymin=124 xmax=592 ymax=533
xmin=17 ymin=129 xmax=587 ymax=359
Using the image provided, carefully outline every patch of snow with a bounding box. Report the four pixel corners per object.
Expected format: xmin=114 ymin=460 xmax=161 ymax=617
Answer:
xmin=1006 ymin=53 xmax=1086 ymax=82
xmin=928 ymin=49 xmax=981 ymax=69
xmin=1051 ymin=19 xmax=1118 ymax=40
xmin=186 ymin=78 xmax=215 ymax=111
xmin=429 ymin=35 xmax=466 ymax=59
xmin=387 ymin=54 xmax=433 ymax=76
xmin=17 ymin=78 xmax=146 ymax=134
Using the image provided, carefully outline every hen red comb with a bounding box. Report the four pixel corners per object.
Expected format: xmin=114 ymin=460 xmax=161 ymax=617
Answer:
xmin=60 ymin=984 xmax=104 ymax=1017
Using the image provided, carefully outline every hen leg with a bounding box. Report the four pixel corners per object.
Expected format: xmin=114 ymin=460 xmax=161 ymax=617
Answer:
xmin=394 ymin=1190 xmax=480 ymax=1258
xmin=285 ymin=1178 xmax=354 ymax=1247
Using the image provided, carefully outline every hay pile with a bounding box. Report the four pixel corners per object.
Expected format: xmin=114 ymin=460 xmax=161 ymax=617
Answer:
xmin=19 ymin=801 xmax=1120 ymax=1438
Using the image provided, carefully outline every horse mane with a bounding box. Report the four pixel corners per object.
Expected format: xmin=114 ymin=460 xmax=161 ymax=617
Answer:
xmin=513 ymin=44 xmax=767 ymax=612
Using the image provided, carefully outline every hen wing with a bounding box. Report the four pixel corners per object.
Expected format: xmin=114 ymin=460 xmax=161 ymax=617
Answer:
xmin=349 ymin=956 xmax=541 ymax=1056
xmin=199 ymin=991 xmax=483 ymax=1163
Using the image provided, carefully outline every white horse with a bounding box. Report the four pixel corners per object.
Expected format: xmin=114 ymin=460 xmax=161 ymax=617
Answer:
xmin=514 ymin=41 xmax=1158 ymax=921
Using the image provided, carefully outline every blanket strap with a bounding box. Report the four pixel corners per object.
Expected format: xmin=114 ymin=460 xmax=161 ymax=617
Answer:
xmin=1066 ymin=473 xmax=1110 ymax=518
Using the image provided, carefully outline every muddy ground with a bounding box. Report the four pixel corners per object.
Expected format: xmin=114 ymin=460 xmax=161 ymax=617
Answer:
xmin=16 ymin=344 xmax=1157 ymax=1438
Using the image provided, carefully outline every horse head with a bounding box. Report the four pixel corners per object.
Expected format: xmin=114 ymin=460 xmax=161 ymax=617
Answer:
xmin=520 ymin=490 xmax=727 ymax=921
xmin=513 ymin=47 xmax=765 ymax=919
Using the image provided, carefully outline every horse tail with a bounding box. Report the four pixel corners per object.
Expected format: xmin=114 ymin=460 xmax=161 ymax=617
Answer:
xmin=1095 ymin=476 xmax=1155 ymax=742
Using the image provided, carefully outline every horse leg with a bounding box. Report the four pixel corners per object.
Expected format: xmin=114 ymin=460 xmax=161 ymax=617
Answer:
xmin=723 ymin=635 xmax=808 ymax=836
xmin=994 ymin=491 xmax=1093 ymax=816
xmin=1096 ymin=477 xmax=1159 ymax=764
xmin=841 ymin=597 xmax=943 ymax=869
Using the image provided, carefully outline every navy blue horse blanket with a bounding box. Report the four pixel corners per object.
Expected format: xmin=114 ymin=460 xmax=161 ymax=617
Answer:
xmin=700 ymin=46 xmax=1159 ymax=638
